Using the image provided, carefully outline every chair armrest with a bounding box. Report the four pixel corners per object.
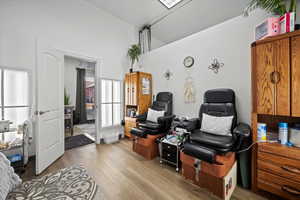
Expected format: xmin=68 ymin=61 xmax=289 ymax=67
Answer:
xmin=233 ymin=123 xmax=252 ymax=151
xmin=157 ymin=115 xmax=175 ymax=132
xmin=136 ymin=113 xmax=147 ymax=122
xmin=157 ymin=115 xmax=175 ymax=124
xmin=233 ymin=123 xmax=251 ymax=137
xmin=185 ymin=118 xmax=200 ymax=131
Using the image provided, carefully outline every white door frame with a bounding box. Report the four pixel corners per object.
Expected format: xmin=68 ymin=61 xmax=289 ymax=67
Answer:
xmin=58 ymin=50 xmax=101 ymax=144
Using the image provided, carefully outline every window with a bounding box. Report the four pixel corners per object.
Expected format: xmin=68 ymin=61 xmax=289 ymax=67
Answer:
xmin=159 ymin=0 xmax=183 ymax=9
xmin=101 ymin=79 xmax=121 ymax=127
xmin=0 ymin=69 xmax=30 ymax=127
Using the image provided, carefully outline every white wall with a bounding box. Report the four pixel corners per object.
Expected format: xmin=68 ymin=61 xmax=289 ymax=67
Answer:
xmin=152 ymin=36 xmax=166 ymax=50
xmin=141 ymin=11 xmax=268 ymax=124
xmin=0 ymin=0 xmax=137 ymax=153
xmin=0 ymin=0 xmax=136 ymax=78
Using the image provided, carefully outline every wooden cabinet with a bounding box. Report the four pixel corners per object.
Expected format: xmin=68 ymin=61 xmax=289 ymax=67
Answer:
xmin=125 ymin=73 xmax=138 ymax=106
xmin=257 ymin=143 xmax=300 ymax=200
xmin=124 ymin=72 xmax=152 ymax=138
xmin=291 ymin=36 xmax=300 ymax=117
xmin=255 ymin=38 xmax=290 ymax=116
xmin=124 ymin=117 xmax=137 ymax=138
xmin=252 ymin=30 xmax=300 ymax=199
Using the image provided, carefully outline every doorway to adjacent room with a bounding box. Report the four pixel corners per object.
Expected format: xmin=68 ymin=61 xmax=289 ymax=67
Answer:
xmin=64 ymin=55 xmax=97 ymax=149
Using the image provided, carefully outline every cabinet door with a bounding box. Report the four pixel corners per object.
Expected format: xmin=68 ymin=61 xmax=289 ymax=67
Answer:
xmin=275 ymin=38 xmax=290 ymax=116
xmin=256 ymin=42 xmax=276 ymax=115
xmin=131 ymin=73 xmax=138 ymax=106
xmin=124 ymin=74 xmax=130 ymax=105
xmin=138 ymin=73 xmax=152 ymax=114
xmin=292 ymin=36 xmax=300 ymax=117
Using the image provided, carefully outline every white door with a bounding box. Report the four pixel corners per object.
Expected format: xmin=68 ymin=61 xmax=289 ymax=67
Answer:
xmin=35 ymin=41 xmax=64 ymax=175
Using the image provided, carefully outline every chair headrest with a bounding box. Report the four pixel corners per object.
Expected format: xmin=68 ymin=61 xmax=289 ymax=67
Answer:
xmin=204 ymin=89 xmax=235 ymax=104
xmin=151 ymin=101 xmax=167 ymax=111
xmin=156 ymin=92 xmax=173 ymax=102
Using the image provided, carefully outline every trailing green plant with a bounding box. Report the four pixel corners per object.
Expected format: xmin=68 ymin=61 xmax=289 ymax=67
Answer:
xmin=64 ymin=89 xmax=71 ymax=105
xmin=127 ymin=44 xmax=141 ymax=69
xmin=244 ymin=0 xmax=297 ymax=16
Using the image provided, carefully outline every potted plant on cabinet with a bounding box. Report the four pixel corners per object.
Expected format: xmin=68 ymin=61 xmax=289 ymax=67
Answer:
xmin=244 ymin=0 xmax=297 ymax=16
xmin=127 ymin=44 xmax=141 ymax=73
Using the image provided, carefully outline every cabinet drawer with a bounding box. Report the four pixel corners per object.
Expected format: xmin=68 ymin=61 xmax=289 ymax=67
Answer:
xmin=162 ymin=143 xmax=177 ymax=153
xmin=258 ymin=143 xmax=300 ymax=161
xmin=258 ymin=152 xmax=300 ymax=183
xmin=162 ymin=150 xmax=177 ymax=163
xmin=258 ymin=170 xmax=300 ymax=200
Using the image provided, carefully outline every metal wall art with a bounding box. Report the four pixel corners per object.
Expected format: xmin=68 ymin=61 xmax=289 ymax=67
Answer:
xmin=164 ymin=69 xmax=173 ymax=80
xmin=209 ymin=58 xmax=224 ymax=74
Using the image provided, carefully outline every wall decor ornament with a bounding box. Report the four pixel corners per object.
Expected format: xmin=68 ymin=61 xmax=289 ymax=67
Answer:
xmin=183 ymin=56 xmax=194 ymax=68
xmin=184 ymin=76 xmax=196 ymax=104
xmin=209 ymin=58 xmax=224 ymax=74
xmin=163 ymin=69 xmax=173 ymax=80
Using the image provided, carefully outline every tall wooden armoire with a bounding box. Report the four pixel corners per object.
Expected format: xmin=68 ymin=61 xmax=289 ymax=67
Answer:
xmin=251 ymin=30 xmax=300 ymax=200
xmin=124 ymin=72 xmax=152 ymax=138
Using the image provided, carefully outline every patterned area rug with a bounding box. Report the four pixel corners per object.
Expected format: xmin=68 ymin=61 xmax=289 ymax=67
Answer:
xmin=7 ymin=166 xmax=104 ymax=200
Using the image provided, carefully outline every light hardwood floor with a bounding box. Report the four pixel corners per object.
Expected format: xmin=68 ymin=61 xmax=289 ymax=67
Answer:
xmin=23 ymin=139 xmax=266 ymax=200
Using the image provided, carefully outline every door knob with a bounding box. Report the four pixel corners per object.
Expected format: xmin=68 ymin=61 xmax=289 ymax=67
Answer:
xmin=38 ymin=110 xmax=50 ymax=115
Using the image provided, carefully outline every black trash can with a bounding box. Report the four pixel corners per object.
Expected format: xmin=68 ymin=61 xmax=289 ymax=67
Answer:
xmin=237 ymin=149 xmax=251 ymax=189
xmin=237 ymin=128 xmax=252 ymax=189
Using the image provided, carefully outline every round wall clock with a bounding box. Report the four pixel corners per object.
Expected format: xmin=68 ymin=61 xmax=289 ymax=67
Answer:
xmin=183 ymin=56 xmax=194 ymax=68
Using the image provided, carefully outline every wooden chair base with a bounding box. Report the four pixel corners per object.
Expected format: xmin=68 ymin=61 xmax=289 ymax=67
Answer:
xmin=180 ymin=152 xmax=235 ymax=178
xmin=182 ymin=162 xmax=237 ymax=200
xmin=132 ymin=134 xmax=163 ymax=160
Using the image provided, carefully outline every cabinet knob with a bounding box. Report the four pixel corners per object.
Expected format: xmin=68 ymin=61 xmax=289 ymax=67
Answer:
xmin=270 ymin=71 xmax=280 ymax=84
xmin=273 ymin=71 xmax=280 ymax=83
xmin=270 ymin=72 xmax=275 ymax=84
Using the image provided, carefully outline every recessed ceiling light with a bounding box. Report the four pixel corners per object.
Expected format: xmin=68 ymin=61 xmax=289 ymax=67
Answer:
xmin=159 ymin=0 xmax=183 ymax=9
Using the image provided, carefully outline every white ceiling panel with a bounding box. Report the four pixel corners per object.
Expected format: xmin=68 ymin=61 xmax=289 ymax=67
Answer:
xmin=86 ymin=0 xmax=249 ymax=44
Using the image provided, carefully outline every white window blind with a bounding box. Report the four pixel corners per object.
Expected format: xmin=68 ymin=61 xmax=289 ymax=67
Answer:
xmin=101 ymin=79 xmax=121 ymax=127
xmin=1 ymin=69 xmax=30 ymax=127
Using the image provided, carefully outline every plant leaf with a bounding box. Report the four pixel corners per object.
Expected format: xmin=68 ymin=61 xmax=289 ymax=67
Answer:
xmin=244 ymin=0 xmax=287 ymax=16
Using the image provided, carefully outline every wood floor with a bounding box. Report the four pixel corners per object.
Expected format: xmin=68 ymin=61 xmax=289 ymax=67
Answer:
xmin=23 ymin=139 xmax=266 ymax=200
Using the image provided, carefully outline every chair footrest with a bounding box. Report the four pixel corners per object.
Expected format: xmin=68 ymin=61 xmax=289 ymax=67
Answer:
xmin=183 ymin=142 xmax=216 ymax=163
xmin=130 ymin=128 xmax=147 ymax=138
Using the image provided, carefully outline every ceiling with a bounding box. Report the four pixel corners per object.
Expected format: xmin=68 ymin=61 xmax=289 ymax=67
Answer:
xmin=86 ymin=0 xmax=249 ymax=45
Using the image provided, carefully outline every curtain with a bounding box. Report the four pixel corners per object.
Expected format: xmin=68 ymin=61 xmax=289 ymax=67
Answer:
xmin=139 ymin=26 xmax=151 ymax=54
xmin=74 ymin=68 xmax=87 ymax=124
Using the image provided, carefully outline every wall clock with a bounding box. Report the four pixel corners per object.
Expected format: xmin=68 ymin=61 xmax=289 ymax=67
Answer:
xmin=183 ymin=56 xmax=194 ymax=68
